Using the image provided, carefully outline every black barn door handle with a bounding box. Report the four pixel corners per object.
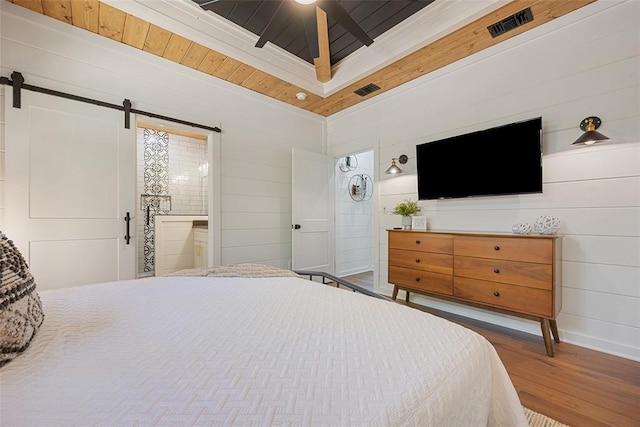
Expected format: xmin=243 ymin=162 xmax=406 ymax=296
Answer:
xmin=124 ymin=212 xmax=131 ymax=244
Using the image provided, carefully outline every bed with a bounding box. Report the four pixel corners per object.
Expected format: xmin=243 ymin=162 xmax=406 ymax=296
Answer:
xmin=1 ymin=262 xmax=528 ymax=426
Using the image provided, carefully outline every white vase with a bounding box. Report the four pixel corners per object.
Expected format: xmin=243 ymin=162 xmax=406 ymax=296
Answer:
xmin=401 ymin=216 xmax=412 ymax=230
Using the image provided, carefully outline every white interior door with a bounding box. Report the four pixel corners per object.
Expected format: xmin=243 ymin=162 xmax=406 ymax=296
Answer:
xmin=292 ymin=148 xmax=334 ymax=272
xmin=5 ymin=90 xmax=136 ymax=290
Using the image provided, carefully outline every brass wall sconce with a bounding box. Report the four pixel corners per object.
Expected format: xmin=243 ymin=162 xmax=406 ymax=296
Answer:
xmin=572 ymin=116 xmax=611 ymax=145
xmin=385 ymin=155 xmax=408 ymax=174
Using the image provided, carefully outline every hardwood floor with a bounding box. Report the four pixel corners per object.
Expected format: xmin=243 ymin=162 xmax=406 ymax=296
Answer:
xmin=343 ymin=272 xmax=640 ymax=427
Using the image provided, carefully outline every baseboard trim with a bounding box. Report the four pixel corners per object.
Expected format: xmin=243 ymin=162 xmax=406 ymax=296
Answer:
xmin=392 ymin=290 xmax=640 ymax=362
xmin=336 ymin=267 xmax=373 ymax=277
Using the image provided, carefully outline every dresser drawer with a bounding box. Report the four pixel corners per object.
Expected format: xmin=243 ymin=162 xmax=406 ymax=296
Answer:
xmin=389 ymin=249 xmax=453 ymax=275
xmin=454 ymin=276 xmax=552 ymax=317
xmin=454 ymin=256 xmax=552 ymax=290
xmin=454 ymin=236 xmax=552 ymax=264
xmin=389 ymin=266 xmax=453 ymax=296
xmin=389 ymin=232 xmax=453 ymax=254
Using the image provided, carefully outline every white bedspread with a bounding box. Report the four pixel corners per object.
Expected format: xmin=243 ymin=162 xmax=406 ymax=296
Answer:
xmin=0 ymin=276 xmax=527 ymax=426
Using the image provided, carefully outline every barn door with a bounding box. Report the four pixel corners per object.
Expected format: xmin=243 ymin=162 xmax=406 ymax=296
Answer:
xmin=4 ymin=90 xmax=136 ymax=290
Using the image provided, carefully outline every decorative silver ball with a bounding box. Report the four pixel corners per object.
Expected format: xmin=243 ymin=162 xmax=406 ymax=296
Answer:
xmin=534 ymin=215 xmax=560 ymax=235
xmin=512 ymin=223 xmax=532 ymax=235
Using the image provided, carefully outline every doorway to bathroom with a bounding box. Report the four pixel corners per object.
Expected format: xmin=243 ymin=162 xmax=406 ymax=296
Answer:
xmin=136 ymin=122 xmax=209 ymax=277
xmin=334 ymin=149 xmax=374 ymax=285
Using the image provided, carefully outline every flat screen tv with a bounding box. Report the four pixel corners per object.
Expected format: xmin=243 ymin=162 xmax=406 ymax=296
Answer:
xmin=416 ymin=117 xmax=542 ymax=200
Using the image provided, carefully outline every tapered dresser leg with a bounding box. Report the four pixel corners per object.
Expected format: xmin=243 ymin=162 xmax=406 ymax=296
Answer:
xmin=541 ymin=318 xmax=554 ymax=357
xmin=550 ymin=319 xmax=560 ymax=343
xmin=392 ymin=285 xmax=399 ymax=300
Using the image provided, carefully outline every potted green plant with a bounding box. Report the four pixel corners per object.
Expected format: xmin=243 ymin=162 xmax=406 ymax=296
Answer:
xmin=392 ymin=200 xmax=421 ymax=230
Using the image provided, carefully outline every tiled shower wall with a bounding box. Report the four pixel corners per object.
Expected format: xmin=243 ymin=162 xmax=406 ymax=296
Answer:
xmin=136 ymin=127 xmax=208 ymax=275
xmin=335 ymin=151 xmax=374 ymax=277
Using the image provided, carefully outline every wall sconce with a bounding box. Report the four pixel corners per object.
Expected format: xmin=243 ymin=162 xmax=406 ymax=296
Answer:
xmin=385 ymin=154 xmax=408 ymax=174
xmin=572 ymin=116 xmax=611 ymax=145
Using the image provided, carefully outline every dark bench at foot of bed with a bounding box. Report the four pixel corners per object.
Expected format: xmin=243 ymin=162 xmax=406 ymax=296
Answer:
xmin=294 ymin=270 xmax=392 ymax=301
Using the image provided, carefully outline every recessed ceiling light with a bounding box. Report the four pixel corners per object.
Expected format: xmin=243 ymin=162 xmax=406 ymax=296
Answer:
xmin=295 ymin=0 xmax=316 ymax=4
xmin=296 ymin=92 xmax=307 ymax=101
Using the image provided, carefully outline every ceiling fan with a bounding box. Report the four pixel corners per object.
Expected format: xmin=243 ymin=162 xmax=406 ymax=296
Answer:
xmin=201 ymin=0 xmax=374 ymax=81
xmin=255 ymin=0 xmax=374 ymax=58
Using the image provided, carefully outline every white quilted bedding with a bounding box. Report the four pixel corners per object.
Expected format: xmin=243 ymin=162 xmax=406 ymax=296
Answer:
xmin=0 ymin=276 xmax=527 ymax=426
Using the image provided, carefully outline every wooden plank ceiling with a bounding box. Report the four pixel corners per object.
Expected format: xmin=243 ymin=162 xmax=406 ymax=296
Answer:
xmin=9 ymin=0 xmax=595 ymax=117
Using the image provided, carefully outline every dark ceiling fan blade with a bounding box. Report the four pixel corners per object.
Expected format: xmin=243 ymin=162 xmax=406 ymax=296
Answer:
xmin=196 ymin=0 xmax=237 ymax=7
xmin=319 ymin=0 xmax=374 ymax=47
xmin=195 ymin=0 xmax=220 ymax=7
xmin=300 ymin=5 xmax=319 ymax=59
xmin=255 ymin=1 xmax=288 ymax=48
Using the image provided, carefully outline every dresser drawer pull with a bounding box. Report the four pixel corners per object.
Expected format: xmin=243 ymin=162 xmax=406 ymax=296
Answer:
xmin=493 ymin=291 xmax=500 ymax=297
xmin=415 ymin=277 xmax=420 ymax=282
xmin=415 ymin=240 xmax=421 ymax=245
xmin=494 ymin=245 xmax=500 ymax=251
xmin=415 ymin=258 xmax=421 ymax=263
xmin=493 ymin=268 xmax=500 ymax=274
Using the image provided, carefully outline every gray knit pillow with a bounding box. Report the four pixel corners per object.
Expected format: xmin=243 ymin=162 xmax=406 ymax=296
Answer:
xmin=0 ymin=231 xmax=44 ymax=367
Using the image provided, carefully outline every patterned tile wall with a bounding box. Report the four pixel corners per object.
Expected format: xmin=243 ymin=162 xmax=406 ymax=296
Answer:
xmin=140 ymin=129 xmax=170 ymax=273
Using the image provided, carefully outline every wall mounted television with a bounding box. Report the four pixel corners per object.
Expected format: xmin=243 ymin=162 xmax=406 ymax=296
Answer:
xmin=416 ymin=117 xmax=543 ymax=200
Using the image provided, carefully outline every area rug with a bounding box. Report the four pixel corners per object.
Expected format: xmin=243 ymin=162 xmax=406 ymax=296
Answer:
xmin=524 ymin=407 xmax=569 ymax=427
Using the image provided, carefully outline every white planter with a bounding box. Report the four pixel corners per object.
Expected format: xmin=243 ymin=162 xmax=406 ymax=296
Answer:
xmin=401 ymin=216 xmax=412 ymax=230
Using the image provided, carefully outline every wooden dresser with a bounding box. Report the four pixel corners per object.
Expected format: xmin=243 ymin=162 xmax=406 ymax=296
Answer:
xmin=388 ymin=230 xmax=562 ymax=356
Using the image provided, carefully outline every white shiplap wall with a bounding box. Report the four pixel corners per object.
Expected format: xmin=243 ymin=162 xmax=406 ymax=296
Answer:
xmin=326 ymin=1 xmax=640 ymax=360
xmin=0 ymin=2 xmax=324 ymax=271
